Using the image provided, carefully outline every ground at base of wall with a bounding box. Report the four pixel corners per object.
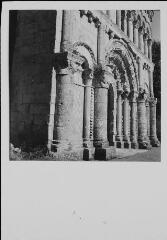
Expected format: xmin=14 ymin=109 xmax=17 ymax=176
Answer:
xmin=115 ymin=147 xmax=161 ymax=162
xmin=10 ymin=143 xmax=161 ymax=162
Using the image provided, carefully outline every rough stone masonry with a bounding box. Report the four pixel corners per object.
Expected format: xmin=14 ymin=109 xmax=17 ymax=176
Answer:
xmin=10 ymin=10 xmax=160 ymax=160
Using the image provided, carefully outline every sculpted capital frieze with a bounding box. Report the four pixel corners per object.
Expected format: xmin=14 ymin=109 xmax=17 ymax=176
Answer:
xmin=53 ymin=51 xmax=85 ymax=74
xmin=138 ymin=87 xmax=148 ymax=100
xmin=94 ymin=64 xmax=114 ymax=88
xmin=149 ymin=97 xmax=157 ymax=106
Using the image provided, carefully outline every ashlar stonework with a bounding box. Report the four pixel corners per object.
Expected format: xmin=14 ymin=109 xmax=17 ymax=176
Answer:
xmin=10 ymin=10 xmax=160 ymax=160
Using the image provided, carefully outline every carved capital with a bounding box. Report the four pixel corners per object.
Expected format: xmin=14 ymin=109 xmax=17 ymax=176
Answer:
xmin=127 ymin=10 xmax=135 ymax=21
xmin=149 ymin=97 xmax=157 ymax=106
xmin=138 ymin=26 xmax=144 ymax=34
xmin=82 ymin=68 xmax=93 ymax=85
xmin=143 ymin=33 xmax=149 ymax=41
xmin=53 ymin=51 xmax=84 ymax=74
xmin=94 ymin=17 xmax=101 ymax=28
xmin=147 ymin=38 xmax=152 ymax=46
xmin=138 ymin=87 xmax=147 ymax=100
xmin=80 ymin=10 xmax=87 ymax=17
xmin=87 ymin=10 xmax=94 ymax=23
xmin=123 ymin=82 xmax=130 ymax=95
xmin=94 ymin=64 xmax=114 ymax=88
xmin=133 ymin=19 xmax=140 ymax=29
xmin=108 ymin=29 xmax=115 ymax=40
xmin=129 ymin=90 xmax=139 ymax=102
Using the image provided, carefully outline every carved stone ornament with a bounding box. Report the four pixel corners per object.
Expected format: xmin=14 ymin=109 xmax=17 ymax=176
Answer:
xmin=93 ymin=63 xmax=114 ymax=88
xmin=129 ymin=90 xmax=139 ymax=102
xmin=149 ymin=97 xmax=157 ymax=106
xmin=123 ymin=81 xmax=130 ymax=95
xmin=133 ymin=19 xmax=140 ymax=29
xmin=82 ymin=68 xmax=93 ymax=85
xmin=138 ymin=87 xmax=148 ymax=100
xmin=53 ymin=51 xmax=85 ymax=74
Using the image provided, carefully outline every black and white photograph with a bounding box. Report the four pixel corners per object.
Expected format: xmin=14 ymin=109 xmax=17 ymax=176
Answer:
xmin=1 ymin=2 xmax=167 ymax=240
xmin=9 ymin=8 xmax=161 ymax=161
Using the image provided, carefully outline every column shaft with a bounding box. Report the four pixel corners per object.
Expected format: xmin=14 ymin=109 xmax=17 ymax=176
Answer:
xmin=148 ymin=39 xmax=152 ymax=60
xmin=148 ymin=69 xmax=154 ymax=97
xmin=61 ymin=10 xmax=79 ymax=51
xmin=139 ymin=28 xmax=144 ymax=53
xmin=123 ymin=96 xmax=130 ymax=142
xmin=146 ymin=102 xmax=150 ymax=140
xmin=144 ymin=34 xmax=149 ymax=57
xmin=97 ymin=24 xmax=105 ymax=64
xmin=137 ymin=97 xmax=150 ymax=148
xmin=116 ymin=10 xmax=121 ymax=28
xmin=133 ymin=25 xmax=138 ymax=47
xmin=130 ymin=97 xmax=138 ymax=148
xmin=116 ymin=94 xmax=123 ymax=142
xmin=128 ymin=19 xmax=133 ymax=42
xmin=150 ymin=98 xmax=160 ymax=146
xmin=94 ymin=87 xmax=109 ymax=147
xmin=54 ymin=71 xmax=75 ymax=148
xmin=83 ymin=85 xmax=92 ymax=146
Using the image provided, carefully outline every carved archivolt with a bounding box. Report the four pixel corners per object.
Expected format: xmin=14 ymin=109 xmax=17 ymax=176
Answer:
xmin=73 ymin=41 xmax=96 ymax=70
xmin=105 ymin=39 xmax=138 ymax=91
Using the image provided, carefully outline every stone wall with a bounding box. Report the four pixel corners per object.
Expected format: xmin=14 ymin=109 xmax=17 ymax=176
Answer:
xmin=10 ymin=10 xmax=57 ymax=147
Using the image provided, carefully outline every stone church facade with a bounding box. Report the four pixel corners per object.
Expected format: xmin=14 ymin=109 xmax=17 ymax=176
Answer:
xmin=10 ymin=10 xmax=160 ymax=160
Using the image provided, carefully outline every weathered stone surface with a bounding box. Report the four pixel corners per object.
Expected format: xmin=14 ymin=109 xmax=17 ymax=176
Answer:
xmin=10 ymin=10 xmax=159 ymax=160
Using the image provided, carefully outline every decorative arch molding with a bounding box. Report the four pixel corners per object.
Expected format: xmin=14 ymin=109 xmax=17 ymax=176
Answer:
xmin=73 ymin=41 xmax=96 ymax=70
xmin=105 ymin=39 xmax=138 ymax=91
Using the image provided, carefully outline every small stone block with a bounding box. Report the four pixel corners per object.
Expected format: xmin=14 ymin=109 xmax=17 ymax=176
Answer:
xmin=116 ymin=141 xmax=124 ymax=148
xmin=124 ymin=142 xmax=131 ymax=149
xmin=131 ymin=142 xmax=139 ymax=149
xmin=83 ymin=148 xmax=95 ymax=160
xmin=94 ymin=147 xmax=116 ymax=160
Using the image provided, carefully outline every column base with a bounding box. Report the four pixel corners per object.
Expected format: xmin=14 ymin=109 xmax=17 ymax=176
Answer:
xmin=83 ymin=147 xmax=95 ymax=160
xmin=138 ymin=140 xmax=152 ymax=150
xmin=93 ymin=140 xmax=109 ymax=148
xmin=150 ymin=137 xmax=160 ymax=147
xmin=94 ymin=147 xmax=116 ymax=160
xmin=115 ymin=141 xmax=124 ymax=148
xmin=131 ymin=141 xmax=139 ymax=149
xmin=124 ymin=141 xmax=131 ymax=149
xmin=109 ymin=141 xmax=117 ymax=147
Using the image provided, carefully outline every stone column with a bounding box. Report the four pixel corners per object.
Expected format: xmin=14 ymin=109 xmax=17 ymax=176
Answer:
xmin=122 ymin=91 xmax=131 ymax=148
xmin=52 ymin=51 xmax=84 ymax=152
xmin=115 ymin=76 xmax=124 ymax=148
xmin=61 ymin=10 xmax=79 ymax=51
xmin=145 ymin=99 xmax=150 ymax=142
xmin=108 ymin=79 xmax=117 ymax=147
xmin=148 ymin=38 xmax=152 ymax=60
xmin=148 ymin=66 xmax=154 ymax=97
xmin=149 ymin=98 xmax=160 ymax=146
xmin=97 ymin=23 xmax=106 ymax=65
xmin=94 ymin=66 xmax=116 ymax=159
xmin=127 ymin=11 xmax=134 ymax=42
xmin=123 ymin=11 xmax=127 ymax=35
xmin=137 ymin=89 xmax=151 ymax=149
xmin=138 ymin=26 xmax=144 ymax=53
xmin=82 ymin=69 xmax=93 ymax=148
xmin=130 ymin=91 xmax=138 ymax=148
xmin=137 ymin=57 xmax=143 ymax=88
xmin=143 ymin=33 xmax=149 ymax=57
xmin=133 ymin=20 xmax=139 ymax=47
xmin=116 ymin=10 xmax=121 ymax=28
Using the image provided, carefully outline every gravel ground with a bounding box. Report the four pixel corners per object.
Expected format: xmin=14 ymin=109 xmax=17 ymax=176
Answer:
xmin=114 ymin=147 xmax=161 ymax=162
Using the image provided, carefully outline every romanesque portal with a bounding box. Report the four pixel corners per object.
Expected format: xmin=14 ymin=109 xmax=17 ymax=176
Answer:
xmin=10 ymin=10 xmax=160 ymax=160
